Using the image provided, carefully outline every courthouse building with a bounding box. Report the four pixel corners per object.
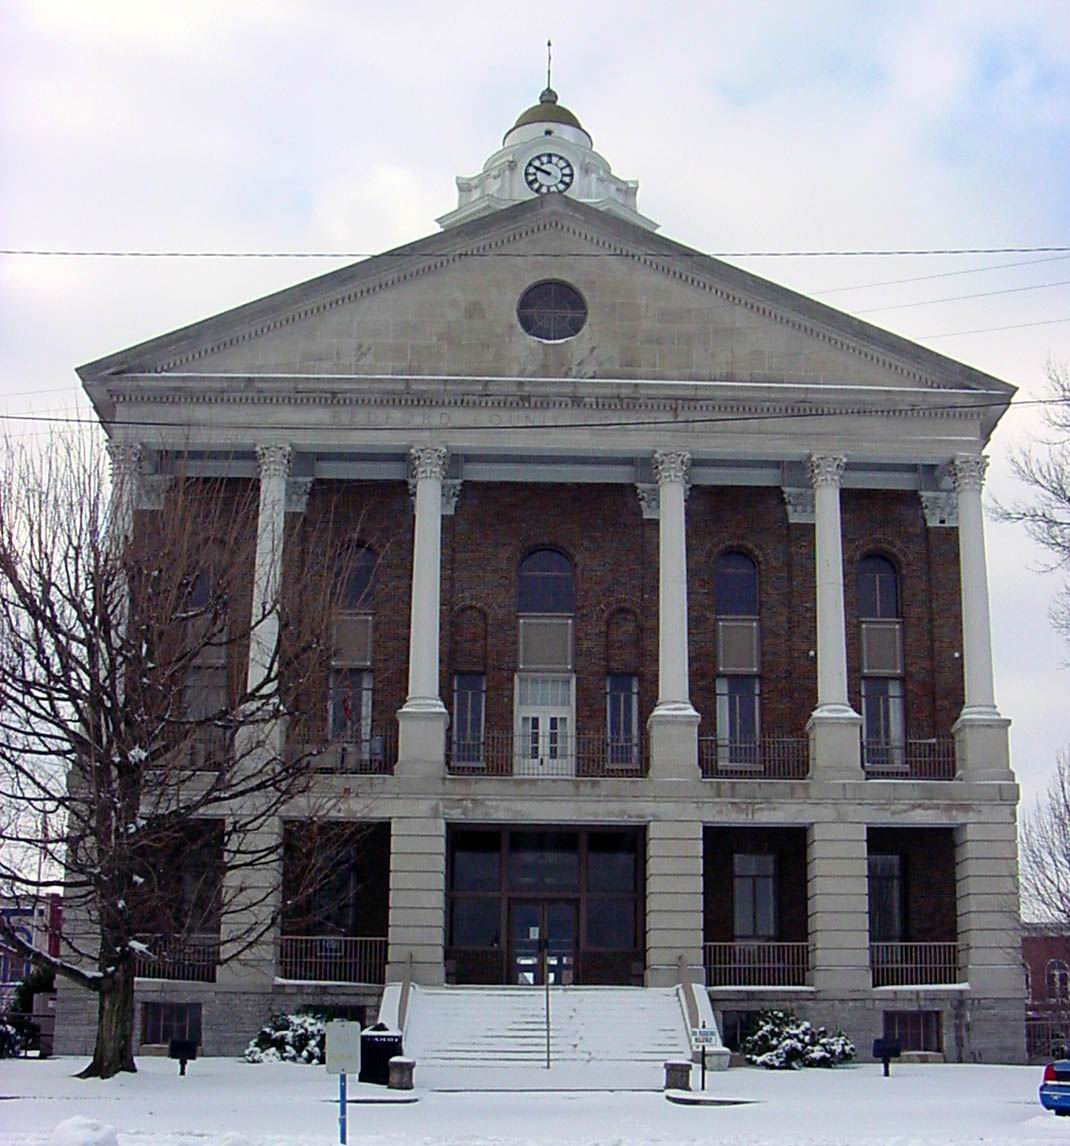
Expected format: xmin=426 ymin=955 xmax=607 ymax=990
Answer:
xmin=58 ymin=86 xmax=1024 ymax=1061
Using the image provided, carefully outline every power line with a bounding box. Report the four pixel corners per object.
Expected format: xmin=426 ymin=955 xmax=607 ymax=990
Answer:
xmin=918 ymin=316 xmax=1070 ymax=339
xmin=857 ymin=279 xmax=1070 ymax=315
xmin=813 ymin=253 xmax=1070 ymax=295
xmin=2 ymin=245 xmax=1070 ymax=259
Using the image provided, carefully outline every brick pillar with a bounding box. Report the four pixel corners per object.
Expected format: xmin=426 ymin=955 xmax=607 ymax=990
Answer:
xmin=955 ymin=819 xmax=1026 ymax=1061
xmin=387 ymin=815 xmax=446 ymax=986
xmin=645 ymin=819 xmax=704 ymax=987
xmin=807 ymin=820 xmax=870 ymax=992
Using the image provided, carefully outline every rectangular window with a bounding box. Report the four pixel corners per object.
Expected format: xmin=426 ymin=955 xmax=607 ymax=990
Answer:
xmin=182 ymin=665 xmax=227 ymax=722
xmin=862 ymin=678 xmax=905 ymax=768
xmin=883 ymin=1010 xmax=942 ymax=1052
xmin=453 ymin=673 xmax=486 ymax=764
xmin=606 ymin=674 xmax=638 ymax=767
xmin=733 ymin=853 xmax=777 ymax=941
xmin=141 ymin=1001 xmax=202 ymax=1047
xmin=716 ymin=677 xmax=760 ymax=764
xmin=328 ymin=669 xmax=373 ymax=746
xmin=868 ymin=853 xmax=904 ymax=942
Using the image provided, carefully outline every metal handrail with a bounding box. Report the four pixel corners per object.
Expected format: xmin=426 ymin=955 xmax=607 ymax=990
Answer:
xmin=277 ymin=935 xmax=387 ymax=984
xmin=703 ymin=941 xmax=810 ymax=986
xmin=869 ymin=941 xmax=960 ymax=986
xmin=862 ymin=737 xmax=956 ymax=780
xmin=698 ymin=737 xmax=809 ymax=780
xmin=447 ymin=730 xmax=647 ymax=778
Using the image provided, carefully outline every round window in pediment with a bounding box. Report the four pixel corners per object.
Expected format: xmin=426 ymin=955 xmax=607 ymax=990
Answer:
xmin=517 ymin=280 xmax=587 ymax=342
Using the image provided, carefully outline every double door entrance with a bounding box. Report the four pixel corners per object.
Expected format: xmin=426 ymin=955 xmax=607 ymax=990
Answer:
xmin=509 ymin=900 xmax=576 ymax=985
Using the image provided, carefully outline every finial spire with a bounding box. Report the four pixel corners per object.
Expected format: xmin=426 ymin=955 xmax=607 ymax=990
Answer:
xmin=546 ymin=39 xmax=552 ymax=90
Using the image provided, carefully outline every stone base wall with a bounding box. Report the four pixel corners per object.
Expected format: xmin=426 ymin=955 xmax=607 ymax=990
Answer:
xmin=709 ymin=991 xmax=1026 ymax=1064
xmin=54 ymin=978 xmax=385 ymax=1059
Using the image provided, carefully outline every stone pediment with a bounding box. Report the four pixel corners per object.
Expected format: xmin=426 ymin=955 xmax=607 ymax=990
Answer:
xmin=78 ymin=196 xmax=1014 ymax=401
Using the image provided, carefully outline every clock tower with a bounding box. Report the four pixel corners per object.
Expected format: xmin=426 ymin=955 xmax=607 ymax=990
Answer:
xmin=436 ymin=86 xmax=658 ymax=231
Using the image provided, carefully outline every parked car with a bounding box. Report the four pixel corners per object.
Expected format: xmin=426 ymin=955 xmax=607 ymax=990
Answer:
xmin=1040 ymin=1061 xmax=1070 ymax=1115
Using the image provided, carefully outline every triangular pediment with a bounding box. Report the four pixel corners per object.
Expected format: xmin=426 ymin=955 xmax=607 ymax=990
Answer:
xmin=78 ymin=196 xmax=1013 ymax=399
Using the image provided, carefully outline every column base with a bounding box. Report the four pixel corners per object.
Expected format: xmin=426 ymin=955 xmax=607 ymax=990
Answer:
xmin=952 ymin=709 xmax=1013 ymax=782
xmin=806 ymin=705 xmax=862 ymax=780
xmin=396 ymin=702 xmax=447 ymax=778
xmin=647 ymin=703 xmax=700 ymax=779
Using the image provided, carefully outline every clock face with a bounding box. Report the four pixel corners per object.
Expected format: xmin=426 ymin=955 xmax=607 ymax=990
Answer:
xmin=524 ymin=152 xmax=575 ymax=195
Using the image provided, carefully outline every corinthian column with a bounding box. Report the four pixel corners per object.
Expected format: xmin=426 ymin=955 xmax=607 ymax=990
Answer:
xmin=646 ymin=450 xmax=699 ymax=780
xmin=397 ymin=445 xmax=449 ymax=775
xmin=806 ymin=453 xmax=861 ymax=777
xmin=949 ymin=454 xmax=1012 ymax=780
xmin=106 ymin=441 xmax=143 ymax=554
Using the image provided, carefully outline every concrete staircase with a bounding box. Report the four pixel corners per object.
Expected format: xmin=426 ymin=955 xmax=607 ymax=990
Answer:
xmin=398 ymin=984 xmax=701 ymax=1089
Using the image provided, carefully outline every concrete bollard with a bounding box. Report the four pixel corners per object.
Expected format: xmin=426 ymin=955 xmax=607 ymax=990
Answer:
xmin=664 ymin=1059 xmax=692 ymax=1091
xmin=388 ymin=1056 xmax=415 ymax=1090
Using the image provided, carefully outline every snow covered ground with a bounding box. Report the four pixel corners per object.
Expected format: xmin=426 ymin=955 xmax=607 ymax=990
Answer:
xmin=0 ymin=1055 xmax=1063 ymax=1146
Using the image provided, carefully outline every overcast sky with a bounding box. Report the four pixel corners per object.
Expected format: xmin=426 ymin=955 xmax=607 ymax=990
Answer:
xmin=2 ymin=1 xmax=1068 ymax=809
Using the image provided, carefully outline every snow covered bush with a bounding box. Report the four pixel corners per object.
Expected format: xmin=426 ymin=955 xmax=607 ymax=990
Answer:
xmin=0 ymin=1017 xmax=34 ymax=1058
xmin=742 ymin=1009 xmax=855 ymax=1070
xmin=243 ymin=1012 xmax=326 ymax=1064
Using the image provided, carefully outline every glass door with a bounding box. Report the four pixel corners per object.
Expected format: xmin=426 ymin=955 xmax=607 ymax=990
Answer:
xmin=509 ymin=900 xmax=577 ymax=985
xmin=515 ymin=675 xmax=574 ymax=776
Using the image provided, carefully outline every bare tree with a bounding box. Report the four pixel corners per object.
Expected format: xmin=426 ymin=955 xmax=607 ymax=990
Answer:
xmin=0 ymin=433 xmax=372 ymax=1078
xmin=999 ymin=359 xmax=1070 ymax=644
xmin=1021 ymin=749 xmax=1070 ymax=925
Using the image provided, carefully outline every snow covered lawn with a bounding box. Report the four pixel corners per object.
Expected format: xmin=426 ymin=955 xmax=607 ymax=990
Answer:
xmin=0 ymin=1055 xmax=1062 ymax=1146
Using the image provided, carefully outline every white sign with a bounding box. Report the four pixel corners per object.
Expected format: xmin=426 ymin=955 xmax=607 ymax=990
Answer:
xmin=325 ymin=1021 xmax=362 ymax=1075
xmin=692 ymin=1027 xmax=718 ymax=1046
xmin=528 ymin=926 xmax=540 ymax=940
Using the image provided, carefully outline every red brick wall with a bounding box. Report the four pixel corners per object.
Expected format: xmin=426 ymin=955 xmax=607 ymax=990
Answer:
xmin=867 ymin=827 xmax=958 ymax=940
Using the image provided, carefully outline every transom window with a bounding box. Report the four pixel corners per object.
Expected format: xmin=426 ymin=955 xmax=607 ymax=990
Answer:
xmin=518 ymin=548 xmax=575 ymax=614
xmin=516 ymin=281 xmax=588 ymax=342
xmin=858 ymin=555 xmax=899 ymax=619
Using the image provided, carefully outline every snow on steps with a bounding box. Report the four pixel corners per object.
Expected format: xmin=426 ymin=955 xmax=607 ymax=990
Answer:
xmin=403 ymin=985 xmax=692 ymax=1067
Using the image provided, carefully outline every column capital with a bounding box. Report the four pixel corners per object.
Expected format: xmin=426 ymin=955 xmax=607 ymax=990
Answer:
xmin=950 ymin=453 xmax=988 ymax=493
xmin=808 ymin=453 xmax=846 ymax=489
xmin=919 ymin=489 xmax=958 ymax=528
xmin=653 ymin=449 xmax=690 ymax=487
xmin=285 ymin=477 xmax=314 ymax=514
xmin=409 ymin=445 xmax=448 ymax=481
xmin=636 ymin=483 xmax=660 ymax=519
xmin=782 ymin=486 xmax=816 ymax=524
xmin=106 ymin=440 xmax=144 ymax=480
xmin=255 ymin=444 xmax=292 ymax=481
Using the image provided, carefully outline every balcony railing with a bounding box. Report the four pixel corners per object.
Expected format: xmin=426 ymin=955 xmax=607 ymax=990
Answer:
xmin=699 ymin=737 xmax=809 ymax=780
xmin=704 ymin=941 xmax=810 ymax=987
xmin=308 ymin=727 xmax=397 ymax=775
xmin=277 ymin=935 xmax=387 ymax=984
xmin=133 ymin=933 xmax=220 ymax=982
xmin=870 ymin=941 xmax=961 ymax=987
xmin=862 ymin=737 xmax=956 ymax=781
xmin=447 ymin=731 xmax=647 ymax=778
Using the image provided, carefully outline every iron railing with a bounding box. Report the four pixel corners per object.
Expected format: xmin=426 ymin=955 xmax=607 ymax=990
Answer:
xmin=862 ymin=737 xmax=956 ymax=780
xmin=307 ymin=727 xmax=397 ymax=775
xmin=699 ymin=737 xmax=809 ymax=780
xmin=870 ymin=941 xmax=961 ymax=987
xmin=277 ymin=935 xmax=387 ymax=984
xmin=133 ymin=933 xmax=220 ymax=982
xmin=447 ymin=731 xmax=647 ymax=778
xmin=703 ymin=941 xmax=810 ymax=987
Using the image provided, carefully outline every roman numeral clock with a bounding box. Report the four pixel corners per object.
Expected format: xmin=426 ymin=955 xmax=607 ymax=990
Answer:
xmin=524 ymin=152 xmax=575 ymax=195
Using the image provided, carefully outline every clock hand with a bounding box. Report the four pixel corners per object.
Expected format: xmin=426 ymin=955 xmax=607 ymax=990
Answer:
xmin=531 ymin=163 xmax=558 ymax=178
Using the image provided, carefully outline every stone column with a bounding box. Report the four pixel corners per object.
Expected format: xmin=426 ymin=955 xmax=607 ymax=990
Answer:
xmin=646 ymin=450 xmax=700 ymax=779
xmin=807 ymin=820 xmax=871 ymax=993
xmin=218 ymin=444 xmax=291 ymax=991
xmin=806 ymin=454 xmax=862 ymax=778
xmin=645 ymin=819 xmax=704 ymax=987
xmin=954 ymin=819 xmax=1026 ymax=1062
xmin=387 ymin=815 xmax=446 ymax=986
xmin=397 ymin=446 xmax=449 ymax=776
xmin=950 ymin=455 xmax=1012 ymax=780
xmin=106 ymin=440 xmax=143 ymax=554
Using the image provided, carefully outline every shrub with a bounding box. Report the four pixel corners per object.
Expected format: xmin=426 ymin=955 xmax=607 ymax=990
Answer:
xmin=0 ymin=1018 xmax=34 ymax=1059
xmin=243 ymin=1012 xmax=325 ymax=1064
xmin=742 ymin=1008 xmax=855 ymax=1070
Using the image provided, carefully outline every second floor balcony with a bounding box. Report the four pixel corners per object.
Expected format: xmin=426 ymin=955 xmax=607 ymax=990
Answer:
xmin=447 ymin=730 xmax=647 ymax=778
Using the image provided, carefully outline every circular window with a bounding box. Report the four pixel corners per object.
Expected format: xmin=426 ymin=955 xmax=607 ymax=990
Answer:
xmin=517 ymin=281 xmax=588 ymax=342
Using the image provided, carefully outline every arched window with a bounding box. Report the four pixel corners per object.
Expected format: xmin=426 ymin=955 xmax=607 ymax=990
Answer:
xmin=714 ymin=551 xmax=761 ymax=765
xmin=518 ymin=548 xmax=575 ymax=614
xmin=715 ymin=551 xmax=759 ymax=617
xmin=859 ymin=554 xmax=905 ymax=771
xmin=858 ymin=554 xmax=899 ymax=620
xmin=1048 ymin=959 xmax=1070 ymax=1001
xmin=336 ymin=545 xmax=378 ymax=611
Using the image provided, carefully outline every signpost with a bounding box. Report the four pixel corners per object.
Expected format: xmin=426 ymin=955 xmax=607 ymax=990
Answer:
xmin=692 ymin=1024 xmax=718 ymax=1091
xmin=326 ymin=1021 xmax=362 ymax=1145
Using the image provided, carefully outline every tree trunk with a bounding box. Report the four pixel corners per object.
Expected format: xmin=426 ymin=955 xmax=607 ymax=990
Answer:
xmin=77 ymin=961 xmax=136 ymax=1079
